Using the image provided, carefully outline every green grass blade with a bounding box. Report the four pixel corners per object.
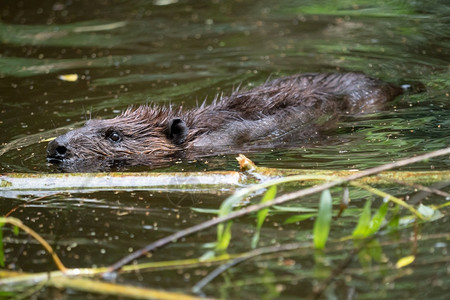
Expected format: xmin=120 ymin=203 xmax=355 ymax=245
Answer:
xmin=352 ymin=199 xmax=372 ymax=238
xmin=215 ymin=222 xmax=233 ymax=251
xmin=368 ymin=201 xmax=388 ymax=235
xmin=284 ymin=213 xmax=317 ymax=224
xmin=273 ymin=205 xmax=317 ymax=212
xmin=190 ymin=208 xmax=220 ymax=214
xmin=216 ymin=193 xmax=243 ymax=250
xmin=251 ymin=185 xmax=277 ymax=249
xmin=313 ymin=189 xmax=332 ymax=249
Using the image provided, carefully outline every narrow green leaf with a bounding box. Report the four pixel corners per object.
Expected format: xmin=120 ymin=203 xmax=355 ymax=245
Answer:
xmin=216 ymin=221 xmax=233 ymax=251
xmin=257 ymin=186 xmax=277 ymax=228
xmin=190 ymin=208 xmax=220 ymax=214
xmin=273 ymin=205 xmax=317 ymax=213
xmin=313 ymin=189 xmax=332 ymax=249
xmin=284 ymin=213 xmax=317 ymax=224
xmin=216 ymin=192 xmax=244 ymax=248
xmin=352 ymin=199 xmax=372 ymax=238
xmin=368 ymin=202 xmax=388 ymax=235
xmin=251 ymin=185 xmax=277 ymax=248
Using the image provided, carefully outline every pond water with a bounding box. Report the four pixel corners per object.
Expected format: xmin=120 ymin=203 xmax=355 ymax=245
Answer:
xmin=0 ymin=0 xmax=449 ymax=299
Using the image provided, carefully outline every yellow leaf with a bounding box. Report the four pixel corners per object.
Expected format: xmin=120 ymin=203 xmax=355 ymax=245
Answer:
xmin=58 ymin=74 xmax=78 ymax=82
xmin=395 ymin=255 xmax=415 ymax=268
xmin=41 ymin=137 xmax=56 ymax=142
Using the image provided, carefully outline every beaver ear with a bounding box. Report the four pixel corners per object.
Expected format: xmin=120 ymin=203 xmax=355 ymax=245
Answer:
xmin=168 ymin=118 xmax=188 ymax=145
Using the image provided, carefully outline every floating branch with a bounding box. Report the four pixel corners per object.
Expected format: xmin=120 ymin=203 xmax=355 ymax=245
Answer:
xmin=1 ymin=157 xmax=449 ymax=196
xmin=0 ymin=171 xmax=243 ymax=197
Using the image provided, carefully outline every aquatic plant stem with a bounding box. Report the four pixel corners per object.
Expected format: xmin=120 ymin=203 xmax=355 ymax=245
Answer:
xmin=0 ymin=217 xmax=68 ymax=273
xmin=350 ymin=182 xmax=424 ymax=219
xmin=106 ymin=146 xmax=450 ymax=273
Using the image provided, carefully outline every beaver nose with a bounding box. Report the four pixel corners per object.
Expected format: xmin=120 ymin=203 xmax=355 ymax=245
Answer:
xmin=55 ymin=145 xmax=67 ymax=156
xmin=47 ymin=136 xmax=70 ymax=161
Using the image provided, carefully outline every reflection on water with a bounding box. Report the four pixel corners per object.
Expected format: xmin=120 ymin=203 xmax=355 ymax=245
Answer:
xmin=1 ymin=0 xmax=448 ymax=173
xmin=0 ymin=0 xmax=449 ymax=299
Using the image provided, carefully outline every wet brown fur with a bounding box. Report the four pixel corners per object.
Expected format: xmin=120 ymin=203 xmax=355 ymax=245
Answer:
xmin=47 ymin=72 xmax=403 ymax=171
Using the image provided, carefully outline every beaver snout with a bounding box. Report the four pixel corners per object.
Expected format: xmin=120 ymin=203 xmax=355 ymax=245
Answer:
xmin=47 ymin=135 xmax=72 ymax=163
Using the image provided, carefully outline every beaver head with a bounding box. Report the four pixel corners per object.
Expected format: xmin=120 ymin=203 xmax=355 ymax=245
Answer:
xmin=46 ymin=106 xmax=189 ymax=171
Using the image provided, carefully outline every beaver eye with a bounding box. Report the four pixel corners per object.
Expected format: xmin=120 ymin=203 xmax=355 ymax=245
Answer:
xmin=106 ymin=130 xmax=122 ymax=142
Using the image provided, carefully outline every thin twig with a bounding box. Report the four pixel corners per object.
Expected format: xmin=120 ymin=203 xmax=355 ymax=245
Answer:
xmin=192 ymin=257 xmax=248 ymax=295
xmin=106 ymin=147 xmax=450 ymax=273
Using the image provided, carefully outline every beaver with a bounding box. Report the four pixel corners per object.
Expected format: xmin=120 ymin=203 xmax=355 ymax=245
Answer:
xmin=47 ymin=72 xmax=403 ymax=171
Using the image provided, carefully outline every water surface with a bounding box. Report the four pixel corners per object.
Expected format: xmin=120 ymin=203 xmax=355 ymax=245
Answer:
xmin=1 ymin=0 xmax=449 ymax=299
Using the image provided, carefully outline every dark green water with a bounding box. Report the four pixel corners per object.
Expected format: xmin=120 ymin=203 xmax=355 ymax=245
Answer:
xmin=0 ymin=0 xmax=449 ymax=299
